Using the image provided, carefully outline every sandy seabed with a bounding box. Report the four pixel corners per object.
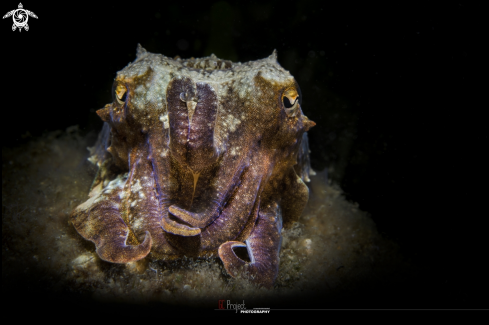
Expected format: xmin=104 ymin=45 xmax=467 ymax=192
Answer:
xmin=2 ymin=127 xmax=412 ymax=311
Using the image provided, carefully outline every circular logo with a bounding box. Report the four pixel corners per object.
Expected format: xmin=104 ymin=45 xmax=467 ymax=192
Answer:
xmin=13 ymin=9 xmax=28 ymax=28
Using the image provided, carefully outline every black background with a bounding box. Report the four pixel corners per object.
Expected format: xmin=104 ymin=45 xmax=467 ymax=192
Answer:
xmin=2 ymin=1 xmax=486 ymax=311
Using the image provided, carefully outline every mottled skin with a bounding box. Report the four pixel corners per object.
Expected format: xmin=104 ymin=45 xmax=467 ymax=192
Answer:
xmin=71 ymin=45 xmax=315 ymax=288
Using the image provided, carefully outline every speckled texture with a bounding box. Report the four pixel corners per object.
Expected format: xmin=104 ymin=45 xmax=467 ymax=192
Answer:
xmin=2 ymin=128 xmax=410 ymax=309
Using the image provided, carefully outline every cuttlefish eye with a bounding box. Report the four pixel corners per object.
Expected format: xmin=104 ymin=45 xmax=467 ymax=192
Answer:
xmin=282 ymin=85 xmax=302 ymax=117
xmin=114 ymin=84 xmax=127 ymax=105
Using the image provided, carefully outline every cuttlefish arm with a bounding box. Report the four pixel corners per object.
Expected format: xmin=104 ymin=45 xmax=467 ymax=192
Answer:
xmin=71 ymin=173 xmax=152 ymax=263
xmin=71 ymin=141 xmax=189 ymax=262
xmin=217 ymin=166 xmax=309 ymax=287
xmin=166 ymin=76 xmax=248 ymax=229
xmin=168 ymin=155 xmax=249 ymax=228
xmin=218 ymin=201 xmax=282 ymax=289
xmin=148 ymin=130 xmax=201 ymax=237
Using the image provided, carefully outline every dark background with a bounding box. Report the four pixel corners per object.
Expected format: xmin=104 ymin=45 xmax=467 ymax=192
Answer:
xmin=2 ymin=1 xmax=485 ymax=310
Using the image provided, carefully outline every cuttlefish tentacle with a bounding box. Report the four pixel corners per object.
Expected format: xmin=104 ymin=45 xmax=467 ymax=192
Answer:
xmin=168 ymin=155 xmax=248 ymax=228
xmin=218 ymin=201 xmax=282 ymax=288
xmin=126 ymin=142 xmax=181 ymax=256
xmin=71 ymin=175 xmax=152 ymax=263
xmin=199 ymin=149 xmax=268 ymax=249
xmin=166 ymin=76 xmax=230 ymax=230
xmin=147 ymin=120 xmax=201 ymax=237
